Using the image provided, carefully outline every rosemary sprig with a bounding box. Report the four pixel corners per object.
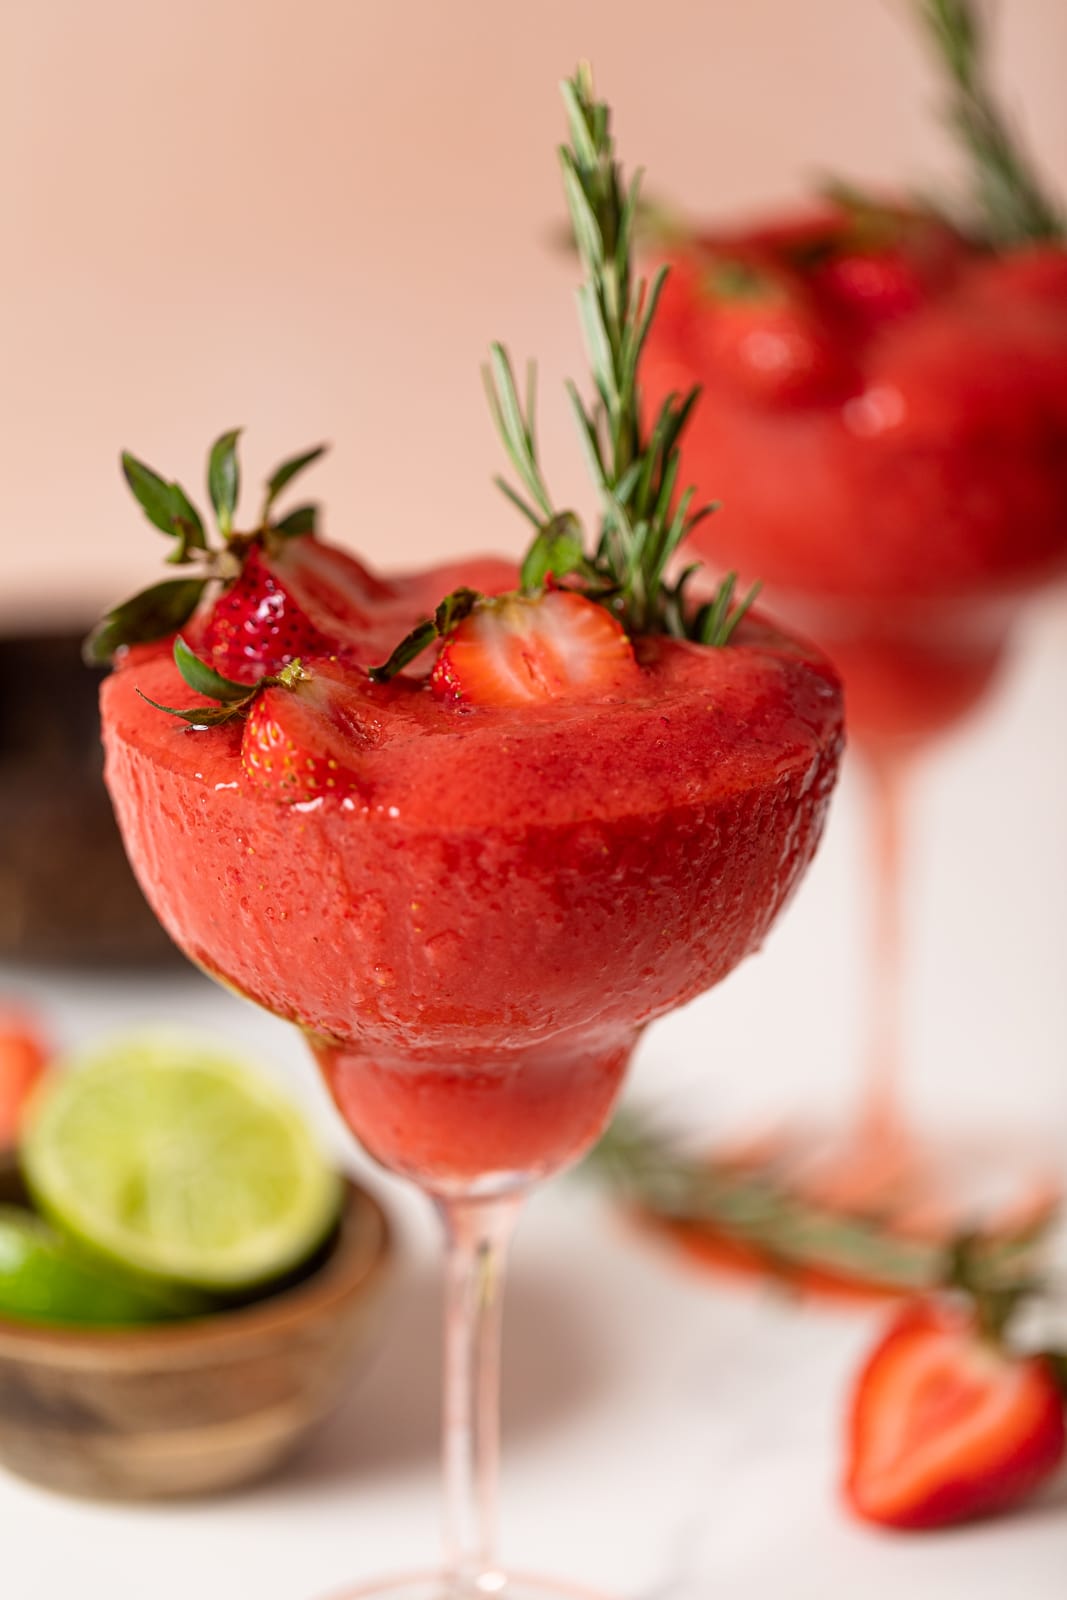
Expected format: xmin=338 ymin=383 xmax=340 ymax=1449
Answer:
xmin=916 ymin=0 xmax=1065 ymax=247
xmin=492 ymin=66 xmax=756 ymax=642
xmin=84 ymin=433 xmax=328 ymax=666
xmin=587 ymin=1112 xmax=1054 ymax=1295
xmin=371 ymin=66 xmax=759 ymax=680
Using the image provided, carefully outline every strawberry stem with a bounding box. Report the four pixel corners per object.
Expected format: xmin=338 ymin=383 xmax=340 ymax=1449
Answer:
xmin=135 ymin=642 xmax=309 ymax=728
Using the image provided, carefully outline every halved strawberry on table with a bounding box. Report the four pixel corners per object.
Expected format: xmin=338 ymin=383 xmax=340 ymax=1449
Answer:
xmin=845 ymin=1273 xmax=1067 ymax=1530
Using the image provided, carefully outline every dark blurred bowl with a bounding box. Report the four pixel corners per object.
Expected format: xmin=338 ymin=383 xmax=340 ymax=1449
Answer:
xmin=0 ymin=1158 xmax=392 ymax=1499
xmin=0 ymin=628 xmax=182 ymax=966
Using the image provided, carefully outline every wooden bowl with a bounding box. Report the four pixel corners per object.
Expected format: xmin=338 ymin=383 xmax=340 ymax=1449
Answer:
xmin=0 ymin=627 xmax=183 ymax=966
xmin=0 ymin=1162 xmax=392 ymax=1499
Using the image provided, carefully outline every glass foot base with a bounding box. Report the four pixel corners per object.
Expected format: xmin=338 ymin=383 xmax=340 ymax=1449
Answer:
xmin=323 ymin=1573 xmax=610 ymax=1600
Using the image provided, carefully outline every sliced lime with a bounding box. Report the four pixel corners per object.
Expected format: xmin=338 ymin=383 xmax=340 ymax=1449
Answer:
xmin=22 ymin=1031 xmax=341 ymax=1294
xmin=0 ymin=1205 xmax=180 ymax=1327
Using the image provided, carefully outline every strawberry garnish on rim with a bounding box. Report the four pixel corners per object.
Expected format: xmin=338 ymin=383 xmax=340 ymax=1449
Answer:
xmin=193 ymin=544 xmax=333 ymax=684
xmin=94 ymin=69 xmax=763 ymax=745
xmin=84 ymin=433 xmax=353 ymax=677
xmin=134 ymin=640 xmax=372 ymax=805
xmin=431 ymin=590 xmax=637 ymax=708
xmin=844 ymin=1240 xmax=1067 ymax=1530
xmin=241 ymin=659 xmax=371 ymax=803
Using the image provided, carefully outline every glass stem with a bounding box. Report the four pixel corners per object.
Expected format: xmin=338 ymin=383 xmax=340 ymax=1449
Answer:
xmin=858 ymin=746 xmax=910 ymax=1152
xmin=435 ymin=1190 xmax=524 ymax=1588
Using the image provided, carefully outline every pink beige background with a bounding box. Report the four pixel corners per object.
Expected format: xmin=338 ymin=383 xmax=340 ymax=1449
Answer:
xmin=3 ymin=0 xmax=1066 ymax=623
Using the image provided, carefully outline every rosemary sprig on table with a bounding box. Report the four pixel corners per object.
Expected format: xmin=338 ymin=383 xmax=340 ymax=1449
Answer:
xmin=84 ymin=433 xmax=327 ymax=666
xmin=587 ymin=1112 xmax=1055 ymax=1295
xmin=916 ymin=0 xmax=1065 ymax=247
xmin=370 ymin=67 xmax=757 ymax=681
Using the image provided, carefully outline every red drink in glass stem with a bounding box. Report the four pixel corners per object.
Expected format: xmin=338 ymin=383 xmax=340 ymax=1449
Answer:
xmin=641 ymin=213 xmax=1067 ymax=1231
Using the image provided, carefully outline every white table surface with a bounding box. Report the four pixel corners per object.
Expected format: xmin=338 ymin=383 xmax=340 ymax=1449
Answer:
xmin=3 ymin=602 xmax=1066 ymax=1599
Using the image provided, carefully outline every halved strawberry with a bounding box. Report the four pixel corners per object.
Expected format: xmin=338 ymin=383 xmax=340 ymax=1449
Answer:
xmin=193 ymin=538 xmax=393 ymax=685
xmin=195 ymin=546 xmax=332 ymax=684
xmin=0 ymin=1009 xmax=49 ymax=1147
xmin=845 ymin=1299 xmax=1066 ymax=1529
xmin=241 ymin=659 xmax=376 ymax=802
xmin=430 ymin=590 xmax=637 ymax=708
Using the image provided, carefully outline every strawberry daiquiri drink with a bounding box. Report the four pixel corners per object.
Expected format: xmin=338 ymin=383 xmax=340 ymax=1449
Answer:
xmin=640 ymin=0 xmax=1067 ymax=1240
xmin=92 ymin=71 xmax=842 ymax=1598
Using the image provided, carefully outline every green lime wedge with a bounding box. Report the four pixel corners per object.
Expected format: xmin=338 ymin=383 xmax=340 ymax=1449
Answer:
xmin=22 ymin=1031 xmax=342 ymax=1295
xmin=0 ymin=1205 xmax=181 ymax=1327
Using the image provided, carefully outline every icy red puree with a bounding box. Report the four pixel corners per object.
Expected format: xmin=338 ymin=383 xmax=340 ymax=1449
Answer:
xmin=102 ymin=555 xmax=842 ymax=1190
xmin=642 ymin=217 xmax=1067 ymax=747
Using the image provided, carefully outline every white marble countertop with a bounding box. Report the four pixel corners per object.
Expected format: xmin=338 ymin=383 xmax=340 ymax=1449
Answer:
xmin=2 ymin=956 xmax=1064 ymax=1599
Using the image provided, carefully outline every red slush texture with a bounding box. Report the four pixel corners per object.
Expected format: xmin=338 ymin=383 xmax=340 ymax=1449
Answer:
xmin=101 ymin=556 xmax=843 ymax=1190
xmin=642 ymin=232 xmax=1067 ymax=748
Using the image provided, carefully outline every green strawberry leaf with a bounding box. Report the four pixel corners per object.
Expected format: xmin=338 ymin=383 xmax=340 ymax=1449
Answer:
xmin=207 ymin=429 xmax=242 ymax=538
xmin=520 ymin=512 xmax=592 ymax=591
xmin=166 ymin=483 xmax=208 ymax=560
xmin=134 ymin=693 xmax=251 ymax=727
xmin=138 ymin=647 xmax=306 ymax=727
xmin=368 ymin=587 xmax=482 ymax=682
xmin=367 ymin=620 xmax=438 ymax=683
xmin=434 ymin=587 xmax=481 ymax=634
xmin=82 ymin=578 xmax=210 ymax=666
xmin=121 ymin=450 xmax=208 ymax=560
xmin=122 ymin=453 xmax=181 ymax=536
xmin=173 ymin=636 xmax=253 ymax=702
xmin=271 ymin=503 xmax=318 ymax=539
xmin=264 ymin=445 xmax=328 ymax=514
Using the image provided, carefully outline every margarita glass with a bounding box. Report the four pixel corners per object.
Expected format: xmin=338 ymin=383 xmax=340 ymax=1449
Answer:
xmin=101 ymin=562 xmax=842 ymax=1594
xmin=640 ymin=65 xmax=1067 ymax=1237
xmin=90 ymin=68 xmax=845 ymax=1597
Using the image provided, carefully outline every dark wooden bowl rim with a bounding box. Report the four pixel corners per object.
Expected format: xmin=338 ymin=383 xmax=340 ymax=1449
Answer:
xmin=0 ymin=1178 xmax=391 ymax=1370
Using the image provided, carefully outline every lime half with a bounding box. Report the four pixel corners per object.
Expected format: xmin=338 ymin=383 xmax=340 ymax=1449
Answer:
xmin=22 ymin=1032 xmax=342 ymax=1294
xmin=0 ymin=1206 xmax=180 ymax=1328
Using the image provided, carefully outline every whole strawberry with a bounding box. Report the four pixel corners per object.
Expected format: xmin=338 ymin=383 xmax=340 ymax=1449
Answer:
xmin=85 ymin=434 xmax=383 ymax=679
